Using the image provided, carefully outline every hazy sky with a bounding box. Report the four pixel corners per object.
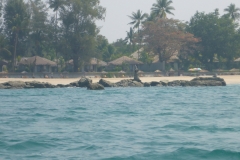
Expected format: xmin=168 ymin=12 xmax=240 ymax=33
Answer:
xmin=97 ymin=0 xmax=240 ymax=42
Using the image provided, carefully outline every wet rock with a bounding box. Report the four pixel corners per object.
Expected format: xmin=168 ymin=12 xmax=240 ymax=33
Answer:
xmin=99 ymin=79 xmax=116 ymax=87
xmin=2 ymin=81 xmax=26 ymax=89
xmin=70 ymin=81 xmax=79 ymax=87
xmin=144 ymin=82 xmax=151 ymax=87
xmin=78 ymin=78 xmax=92 ymax=87
xmin=190 ymin=77 xmax=226 ymax=86
xmin=115 ymin=79 xmax=144 ymax=87
xmin=87 ymin=83 xmax=104 ymax=90
xmin=150 ymin=81 xmax=161 ymax=86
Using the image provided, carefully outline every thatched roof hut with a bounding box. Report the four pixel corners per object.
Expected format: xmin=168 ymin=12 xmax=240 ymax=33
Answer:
xmin=66 ymin=58 xmax=107 ymax=67
xmin=109 ymin=56 xmax=143 ymax=65
xmin=18 ymin=56 xmax=57 ymax=66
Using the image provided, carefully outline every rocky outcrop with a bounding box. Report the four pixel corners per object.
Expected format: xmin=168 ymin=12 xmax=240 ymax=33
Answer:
xmin=2 ymin=81 xmax=26 ymax=89
xmin=78 ymin=78 xmax=92 ymax=87
xmin=0 ymin=81 xmax=57 ymax=89
xmin=115 ymin=79 xmax=144 ymax=87
xmin=150 ymin=81 xmax=161 ymax=87
xmin=87 ymin=83 xmax=104 ymax=90
xmin=189 ymin=77 xmax=226 ymax=86
xmin=99 ymin=79 xmax=116 ymax=87
xmin=144 ymin=82 xmax=151 ymax=87
xmin=162 ymin=77 xmax=226 ymax=87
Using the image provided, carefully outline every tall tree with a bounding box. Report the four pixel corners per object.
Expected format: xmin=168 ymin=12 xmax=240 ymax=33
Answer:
xmin=151 ymin=0 xmax=175 ymax=19
xmin=142 ymin=19 xmax=199 ymax=63
xmin=128 ymin=10 xmax=147 ymax=59
xmin=4 ymin=0 xmax=30 ymax=70
xmin=28 ymin=0 xmax=48 ymax=56
xmin=224 ymin=3 xmax=240 ymax=21
xmin=187 ymin=11 xmax=240 ymax=69
xmin=60 ymin=0 xmax=105 ymax=72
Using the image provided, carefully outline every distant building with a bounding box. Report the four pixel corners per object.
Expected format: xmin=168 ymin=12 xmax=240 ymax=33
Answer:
xmin=108 ymin=56 xmax=143 ymax=71
xmin=66 ymin=58 xmax=107 ymax=72
xmin=0 ymin=60 xmax=8 ymax=72
xmin=18 ymin=56 xmax=57 ymax=73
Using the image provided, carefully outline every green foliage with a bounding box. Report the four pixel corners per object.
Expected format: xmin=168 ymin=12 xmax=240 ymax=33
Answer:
xmin=151 ymin=0 xmax=175 ymax=19
xmin=187 ymin=11 xmax=240 ymax=70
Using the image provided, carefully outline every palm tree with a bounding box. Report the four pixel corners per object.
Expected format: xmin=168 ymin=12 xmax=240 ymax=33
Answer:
xmin=151 ymin=0 xmax=175 ymax=19
xmin=224 ymin=3 xmax=240 ymax=21
xmin=128 ymin=10 xmax=147 ymax=33
xmin=124 ymin=27 xmax=135 ymax=52
xmin=49 ymin=0 xmax=66 ymax=23
xmin=128 ymin=10 xmax=147 ymax=59
xmin=48 ymin=0 xmax=66 ymax=71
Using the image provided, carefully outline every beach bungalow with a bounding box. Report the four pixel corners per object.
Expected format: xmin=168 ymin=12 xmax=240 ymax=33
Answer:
xmin=0 ymin=60 xmax=8 ymax=72
xmin=18 ymin=56 xmax=57 ymax=73
xmin=65 ymin=58 xmax=107 ymax=72
xmin=107 ymin=56 xmax=143 ymax=72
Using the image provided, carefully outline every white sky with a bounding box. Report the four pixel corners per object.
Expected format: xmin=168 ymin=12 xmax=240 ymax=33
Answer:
xmin=97 ymin=0 xmax=240 ymax=43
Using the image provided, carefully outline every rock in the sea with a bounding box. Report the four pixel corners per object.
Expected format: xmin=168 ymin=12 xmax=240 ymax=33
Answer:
xmin=87 ymin=83 xmax=104 ymax=90
xmin=2 ymin=81 xmax=26 ymax=89
xmin=70 ymin=81 xmax=79 ymax=87
xmin=190 ymin=77 xmax=226 ymax=86
xmin=0 ymin=83 xmax=6 ymax=89
xmin=78 ymin=78 xmax=92 ymax=87
xmin=25 ymin=81 xmax=56 ymax=88
xmin=144 ymin=82 xmax=151 ymax=87
xmin=115 ymin=79 xmax=144 ymax=87
xmin=99 ymin=79 xmax=115 ymax=87
xmin=160 ymin=80 xmax=169 ymax=86
xmin=150 ymin=81 xmax=161 ymax=86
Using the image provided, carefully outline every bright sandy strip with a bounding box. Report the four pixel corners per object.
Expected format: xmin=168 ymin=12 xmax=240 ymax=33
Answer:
xmin=0 ymin=75 xmax=240 ymax=85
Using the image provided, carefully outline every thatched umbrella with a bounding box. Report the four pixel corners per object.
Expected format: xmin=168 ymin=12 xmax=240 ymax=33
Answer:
xmin=119 ymin=70 xmax=126 ymax=73
xmin=154 ymin=70 xmax=161 ymax=73
xmin=230 ymin=68 xmax=240 ymax=72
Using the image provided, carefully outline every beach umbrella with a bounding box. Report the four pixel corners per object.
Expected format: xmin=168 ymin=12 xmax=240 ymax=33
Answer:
xmin=230 ymin=68 xmax=240 ymax=72
xmin=189 ymin=68 xmax=201 ymax=72
xmin=119 ymin=70 xmax=126 ymax=73
xmin=154 ymin=70 xmax=161 ymax=73
xmin=169 ymin=68 xmax=175 ymax=72
xmin=138 ymin=70 xmax=144 ymax=73
xmin=21 ymin=71 xmax=28 ymax=74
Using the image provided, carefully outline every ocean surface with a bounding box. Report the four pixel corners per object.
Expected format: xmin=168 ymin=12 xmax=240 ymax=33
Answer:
xmin=0 ymin=85 xmax=240 ymax=160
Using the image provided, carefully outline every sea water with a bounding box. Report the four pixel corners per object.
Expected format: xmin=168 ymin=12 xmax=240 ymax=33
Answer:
xmin=0 ymin=86 xmax=240 ymax=160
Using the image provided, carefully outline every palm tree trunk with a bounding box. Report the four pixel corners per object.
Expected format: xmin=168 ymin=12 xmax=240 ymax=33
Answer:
xmin=13 ymin=33 xmax=19 ymax=71
xmin=55 ymin=11 xmax=58 ymax=72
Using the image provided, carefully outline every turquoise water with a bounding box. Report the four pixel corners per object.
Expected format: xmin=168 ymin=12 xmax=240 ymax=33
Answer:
xmin=0 ymin=86 xmax=240 ymax=160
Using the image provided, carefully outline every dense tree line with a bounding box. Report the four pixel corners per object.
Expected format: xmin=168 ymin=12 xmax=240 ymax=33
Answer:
xmin=0 ymin=0 xmax=240 ymax=72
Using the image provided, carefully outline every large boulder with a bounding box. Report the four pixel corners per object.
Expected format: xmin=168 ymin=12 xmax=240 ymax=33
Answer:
xmin=144 ymin=82 xmax=151 ymax=87
xmin=25 ymin=81 xmax=56 ymax=88
xmin=2 ymin=81 xmax=26 ymax=89
xmin=190 ymin=77 xmax=226 ymax=86
xmin=70 ymin=81 xmax=79 ymax=87
xmin=0 ymin=83 xmax=6 ymax=89
xmin=78 ymin=78 xmax=92 ymax=87
xmin=115 ymin=79 xmax=144 ymax=87
xmin=87 ymin=83 xmax=104 ymax=90
xmin=150 ymin=81 xmax=161 ymax=86
xmin=99 ymin=79 xmax=115 ymax=87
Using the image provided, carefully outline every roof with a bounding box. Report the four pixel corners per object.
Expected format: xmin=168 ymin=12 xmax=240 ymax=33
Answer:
xmin=130 ymin=48 xmax=144 ymax=59
xmin=66 ymin=58 xmax=107 ymax=66
xmin=18 ymin=56 xmax=57 ymax=66
xmin=109 ymin=56 xmax=143 ymax=65
xmin=0 ymin=60 xmax=8 ymax=66
xmin=234 ymin=58 xmax=240 ymax=62
xmin=89 ymin=58 xmax=107 ymax=66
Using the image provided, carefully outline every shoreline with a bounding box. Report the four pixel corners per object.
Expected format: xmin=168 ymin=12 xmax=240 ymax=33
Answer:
xmin=0 ymin=75 xmax=240 ymax=85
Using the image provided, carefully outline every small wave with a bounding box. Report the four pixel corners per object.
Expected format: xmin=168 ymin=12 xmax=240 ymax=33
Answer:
xmin=102 ymin=149 xmax=240 ymax=160
xmin=7 ymin=140 xmax=54 ymax=151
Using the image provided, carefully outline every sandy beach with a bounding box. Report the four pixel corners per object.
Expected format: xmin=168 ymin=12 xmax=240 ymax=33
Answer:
xmin=0 ymin=75 xmax=240 ymax=85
